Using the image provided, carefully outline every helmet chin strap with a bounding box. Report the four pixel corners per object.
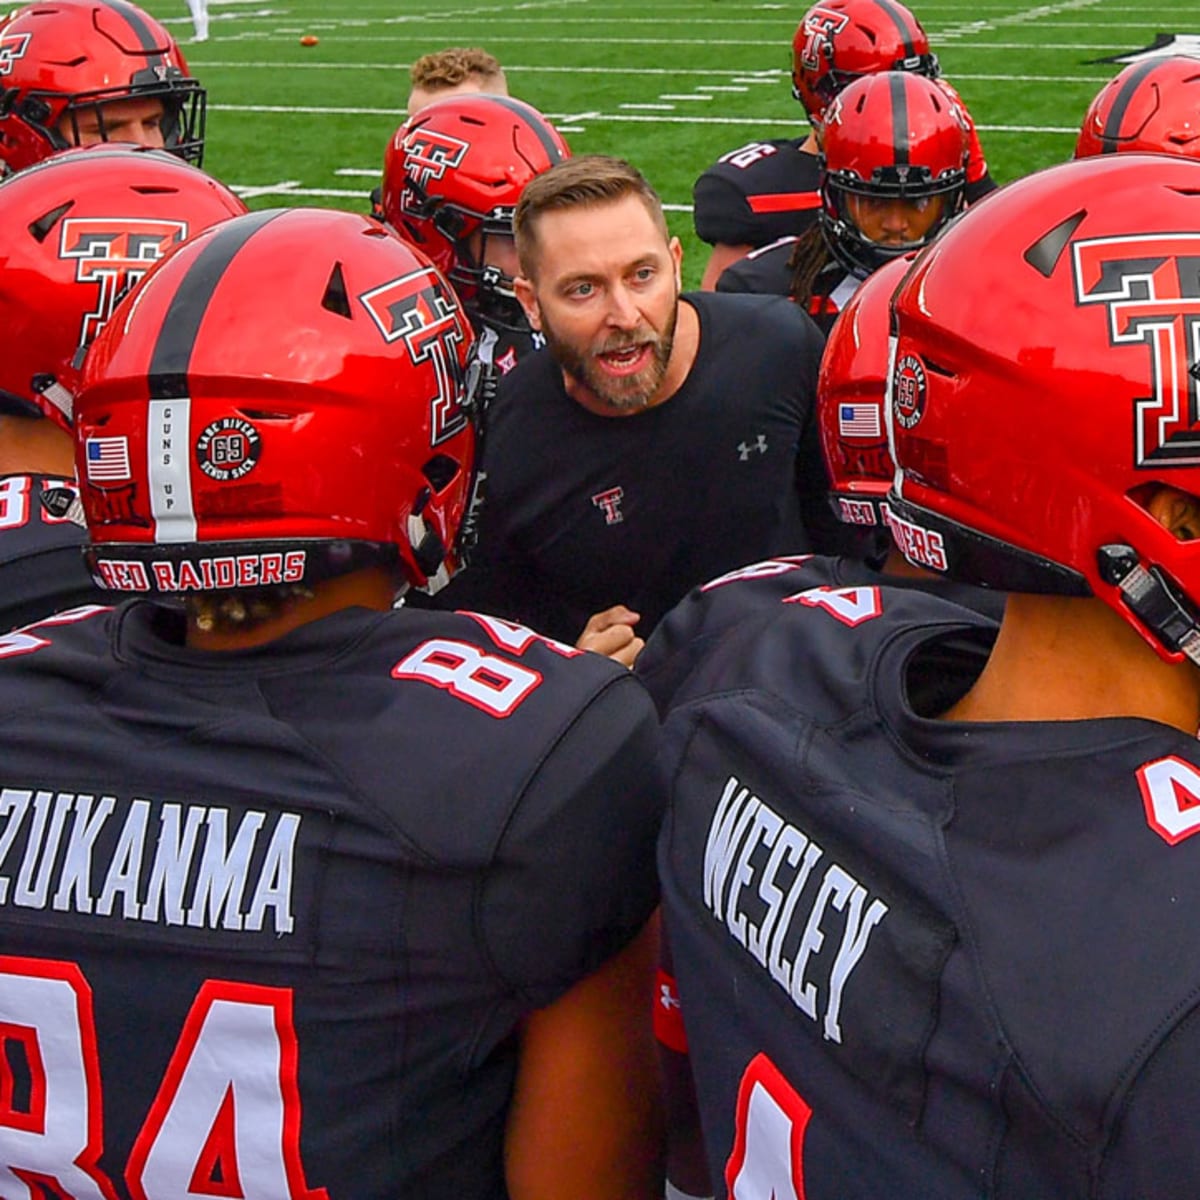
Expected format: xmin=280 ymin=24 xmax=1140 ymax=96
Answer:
xmin=1097 ymin=543 xmax=1200 ymax=668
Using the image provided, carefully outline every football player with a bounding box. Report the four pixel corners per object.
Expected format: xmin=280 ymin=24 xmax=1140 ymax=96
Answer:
xmin=1075 ymin=53 xmax=1200 ymax=158
xmin=718 ymin=71 xmax=969 ymax=331
xmin=0 ymin=142 xmax=245 ymax=630
xmin=0 ymin=0 xmax=206 ymax=176
xmin=380 ymin=93 xmax=570 ymax=378
xmin=647 ymin=151 xmax=1200 ymax=1197
xmin=693 ymin=0 xmax=992 ymax=289
xmin=0 ymin=207 xmax=666 ymax=1197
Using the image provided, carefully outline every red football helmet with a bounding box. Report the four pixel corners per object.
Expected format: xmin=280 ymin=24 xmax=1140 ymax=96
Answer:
xmin=1075 ymin=54 xmax=1200 ymax=160
xmin=792 ymin=0 xmax=938 ymax=129
xmin=886 ymin=153 xmax=1200 ymax=664
xmin=817 ymin=253 xmax=912 ymax=526
xmin=0 ymin=143 xmax=245 ymax=428
xmin=820 ymin=71 xmax=969 ymax=277
xmin=380 ymin=93 xmax=569 ymax=332
xmin=0 ymin=0 xmax=205 ymax=176
xmin=76 ymin=208 xmax=480 ymax=597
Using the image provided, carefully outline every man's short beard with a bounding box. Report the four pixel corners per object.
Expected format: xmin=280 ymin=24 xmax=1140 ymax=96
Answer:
xmin=542 ymin=299 xmax=679 ymax=412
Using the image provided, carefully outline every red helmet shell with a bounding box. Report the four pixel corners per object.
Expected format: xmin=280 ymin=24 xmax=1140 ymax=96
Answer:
xmin=887 ymin=153 xmax=1200 ymax=660
xmin=0 ymin=0 xmax=205 ymax=174
xmin=380 ymin=93 xmax=568 ymax=309
xmin=791 ymin=0 xmax=937 ymax=127
xmin=0 ymin=143 xmax=245 ymax=429
xmin=818 ymin=253 xmax=913 ymax=525
xmin=1075 ymin=54 xmax=1200 ymax=160
xmin=76 ymin=208 xmax=479 ymax=597
xmin=820 ymin=71 xmax=969 ymax=276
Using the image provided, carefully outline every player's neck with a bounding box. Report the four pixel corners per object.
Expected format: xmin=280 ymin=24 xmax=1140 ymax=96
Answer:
xmin=0 ymin=414 xmax=75 ymax=477
xmin=185 ymin=566 xmax=399 ymax=652
xmin=881 ymin=543 xmax=933 ymax=579
xmin=942 ymin=592 xmax=1200 ymax=734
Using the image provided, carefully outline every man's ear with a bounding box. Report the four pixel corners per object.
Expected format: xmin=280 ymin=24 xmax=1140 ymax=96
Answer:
xmin=669 ymin=236 xmax=683 ymax=292
xmin=1146 ymin=484 xmax=1200 ymax=542
xmin=513 ymin=275 xmax=541 ymax=331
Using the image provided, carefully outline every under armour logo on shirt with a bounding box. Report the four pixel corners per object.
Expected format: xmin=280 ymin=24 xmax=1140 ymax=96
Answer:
xmin=531 ymin=330 xmax=547 ymax=351
xmin=592 ymin=486 xmax=625 ymax=525
xmin=738 ymin=434 xmax=768 ymax=461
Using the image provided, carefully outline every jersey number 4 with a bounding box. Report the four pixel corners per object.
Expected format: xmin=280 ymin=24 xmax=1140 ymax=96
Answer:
xmin=0 ymin=956 xmax=327 ymax=1200
xmin=725 ymin=1053 xmax=812 ymax=1199
xmin=787 ymin=586 xmax=883 ymax=628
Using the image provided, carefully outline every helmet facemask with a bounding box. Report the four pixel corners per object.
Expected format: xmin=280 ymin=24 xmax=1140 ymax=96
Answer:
xmin=57 ymin=72 xmax=207 ymax=164
xmin=821 ymin=162 xmax=965 ymax=276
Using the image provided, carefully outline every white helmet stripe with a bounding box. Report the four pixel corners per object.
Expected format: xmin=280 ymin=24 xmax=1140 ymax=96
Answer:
xmin=148 ymin=397 xmax=196 ymax=542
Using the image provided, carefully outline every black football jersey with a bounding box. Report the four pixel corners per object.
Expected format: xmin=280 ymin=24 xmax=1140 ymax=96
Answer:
xmin=637 ymin=553 xmax=1003 ymax=717
xmin=0 ymin=473 xmax=107 ymax=631
xmin=716 ymin=247 xmax=860 ymax=333
xmin=692 ymin=139 xmax=823 ymax=248
xmin=0 ymin=599 xmax=663 ymax=1198
xmin=654 ymin=585 xmax=1200 ymax=1198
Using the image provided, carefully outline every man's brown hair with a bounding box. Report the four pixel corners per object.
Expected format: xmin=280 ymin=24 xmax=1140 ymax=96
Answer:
xmin=409 ymin=47 xmax=504 ymax=92
xmin=513 ymin=155 xmax=669 ymax=277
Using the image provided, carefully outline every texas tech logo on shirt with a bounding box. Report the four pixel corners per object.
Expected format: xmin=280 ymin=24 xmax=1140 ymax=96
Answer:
xmin=0 ymin=30 xmax=30 ymax=73
xmin=592 ymin=486 xmax=625 ymax=525
xmin=59 ymin=218 xmax=188 ymax=345
xmin=359 ymin=266 xmax=470 ymax=445
xmin=1073 ymin=234 xmax=1200 ymax=466
xmin=798 ymin=7 xmax=849 ymax=70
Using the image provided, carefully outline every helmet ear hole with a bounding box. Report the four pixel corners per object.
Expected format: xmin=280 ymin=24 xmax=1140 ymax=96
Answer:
xmin=29 ymin=201 xmax=73 ymax=242
xmin=321 ymin=262 xmax=352 ymax=318
xmin=423 ymin=454 xmax=461 ymax=494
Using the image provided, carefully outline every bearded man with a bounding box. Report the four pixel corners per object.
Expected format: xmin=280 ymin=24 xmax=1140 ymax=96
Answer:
xmin=425 ymin=155 xmax=834 ymax=654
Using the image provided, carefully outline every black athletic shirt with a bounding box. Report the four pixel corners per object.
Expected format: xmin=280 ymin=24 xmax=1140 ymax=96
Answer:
xmin=430 ymin=291 xmax=833 ymax=644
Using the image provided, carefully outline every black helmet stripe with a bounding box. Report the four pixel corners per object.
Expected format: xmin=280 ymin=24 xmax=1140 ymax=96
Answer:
xmin=479 ymin=94 xmax=566 ymax=165
xmin=148 ymin=209 xmax=285 ymax=399
xmin=890 ymin=72 xmax=910 ymax=165
xmin=100 ymin=0 xmax=167 ymax=66
xmin=1099 ymin=58 xmax=1160 ymax=153
xmin=870 ymin=0 xmax=918 ymax=59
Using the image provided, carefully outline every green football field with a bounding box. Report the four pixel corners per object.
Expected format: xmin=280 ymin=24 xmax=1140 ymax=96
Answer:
xmin=145 ymin=0 xmax=1197 ymax=289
